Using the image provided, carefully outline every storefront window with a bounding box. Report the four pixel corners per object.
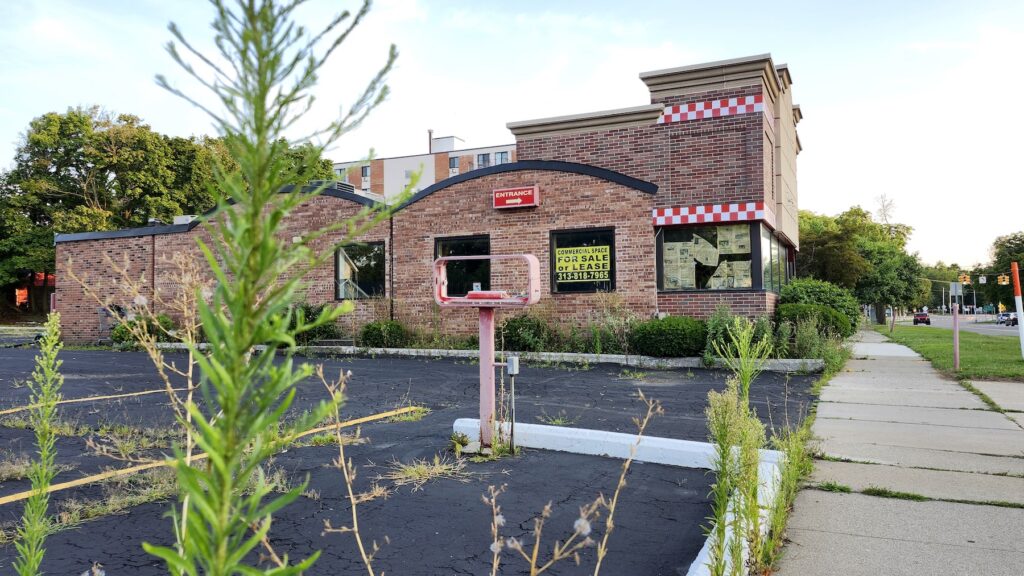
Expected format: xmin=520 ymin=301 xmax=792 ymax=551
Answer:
xmin=761 ymin=225 xmax=773 ymax=292
xmin=759 ymin=225 xmax=791 ymax=293
xmin=336 ymin=242 xmax=385 ymax=299
xmin=771 ymin=235 xmax=782 ymax=292
xmin=659 ymin=223 xmax=753 ymax=290
xmin=551 ymin=228 xmax=615 ymax=293
xmin=435 ymin=235 xmax=490 ymax=296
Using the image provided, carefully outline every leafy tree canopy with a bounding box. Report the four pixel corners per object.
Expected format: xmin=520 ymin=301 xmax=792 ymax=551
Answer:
xmin=0 ymin=106 xmax=336 ymax=286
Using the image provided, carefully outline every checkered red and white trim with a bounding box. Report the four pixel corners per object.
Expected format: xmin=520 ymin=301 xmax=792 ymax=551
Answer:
xmin=657 ymin=94 xmax=763 ymax=124
xmin=653 ymin=202 xmax=774 ymax=226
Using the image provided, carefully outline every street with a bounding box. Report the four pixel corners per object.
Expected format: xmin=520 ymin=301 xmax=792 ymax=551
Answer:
xmin=901 ymin=314 xmax=1022 ymax=337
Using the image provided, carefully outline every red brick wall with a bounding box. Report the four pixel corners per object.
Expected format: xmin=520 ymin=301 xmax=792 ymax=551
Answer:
xmin=515 ymin=84 xmax=770 ymax=210
xmin=433 ymin=153 xmax=449 ymax=183
xmin=346 ymin=166 xmax=361 ymax=187
xmin=658 ymin=290 xmax=777 ymax=320
xmin=391 ymin=170 xmax=657 ymax=335
xmin=57 ymin=195 xmax=390 ymax=342
xmin=370 ymin=159 xmax=384 ymax=195
xmin=56 ymin=236 xmax=154 ymax=342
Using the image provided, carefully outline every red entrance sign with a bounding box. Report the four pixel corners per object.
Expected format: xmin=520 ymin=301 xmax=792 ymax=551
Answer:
xmin=493 ymin=186 xmax=539 ymax=209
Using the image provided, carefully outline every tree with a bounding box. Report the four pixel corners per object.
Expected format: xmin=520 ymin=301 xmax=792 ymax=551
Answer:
xmin=795 ymin=210 xmax=870 ymax=288
xmin=979 ymin=232 xmax=1024 ymax=310
xmin=0 ymin=108 xmax=340 ymax=313
xmin=855 ymin=239 xmax=924 ymax=324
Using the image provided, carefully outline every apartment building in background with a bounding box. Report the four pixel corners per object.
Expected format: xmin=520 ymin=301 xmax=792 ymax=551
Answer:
xmin=333 ymin=133 xmax=517 ymax=201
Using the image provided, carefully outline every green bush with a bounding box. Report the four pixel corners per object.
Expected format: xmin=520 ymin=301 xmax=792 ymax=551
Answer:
xmin=110 ymin=313 xmax=177 ymax=345
xmin=778 ymin=303 xmax=851 ymax=340
xmin=359 ymin=320 xmax=410 ymax=348
xmin=500 ymin=314 xmax=552 ymax=352
xmin=289 ymin=303 xmax=343 ymax=345
xmin=773 ymin=320 xmax=793 ymax=359
xmin=629 ymin=316 xmax=707 ymax=357
xmin=704 ymin=305 xmax=735 ymax=359
xmin=780 ymin=279 xmax=859 ymax=336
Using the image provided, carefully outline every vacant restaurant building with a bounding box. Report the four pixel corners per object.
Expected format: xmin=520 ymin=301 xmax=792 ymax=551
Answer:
xmin=54 ymin=54 xmax=802 ymax=343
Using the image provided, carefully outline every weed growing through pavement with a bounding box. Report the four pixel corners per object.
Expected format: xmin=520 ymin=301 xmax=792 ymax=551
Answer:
xmin=816 ymin=481 xmax=851 ymax=493
xmin=485 ymin=391 xmax=662 ymax=575
xmin=381 ymin=454 xmax=470 ymax=491
xmin=713 ymin=316 xmax=772 ymax=405
xmin=13 ymin=313 xmax=64 ymax=576
xmin=320 ymin=366 xmax=392 ymax=575
xmin=0 ymin=452 xmax=33 ymax=482
xmin=617 ymin=369 xmax=648 ymax=380
xmin=861 ymin=486 xmax=929 ymax=501
xmin=535 ymin=409 xmax=579 ymax=427
xmin=116 ymin=0 xmax=402 ymax=572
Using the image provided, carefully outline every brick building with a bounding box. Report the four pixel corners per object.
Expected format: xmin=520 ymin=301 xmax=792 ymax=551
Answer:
xmin=54 ymin=54 xmax=802 ymax=343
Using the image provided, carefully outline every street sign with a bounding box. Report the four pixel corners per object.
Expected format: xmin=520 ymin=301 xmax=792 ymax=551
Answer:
xmin=949 ymin=282 xmax=963 ymax=296
xmin=979 ymin=276 xmax=987 ymax=284
xmin=493 ymin=185 xmax=540 ymax=209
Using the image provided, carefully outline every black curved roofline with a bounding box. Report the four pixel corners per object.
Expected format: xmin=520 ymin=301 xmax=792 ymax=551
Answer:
xmin=54 ymin=184 xmax=381 ymax=244
xmin=396 ymin=160 xmax=657 ymax=210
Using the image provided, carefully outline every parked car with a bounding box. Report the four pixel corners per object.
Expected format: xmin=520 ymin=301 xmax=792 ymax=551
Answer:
xmin=997 ymin=312 xmax=1011 ymax=325
xmin=1010 ymin=313 xmax=1019 ymax=327
xmin=913 ymin=312 xmax=931 ymax=325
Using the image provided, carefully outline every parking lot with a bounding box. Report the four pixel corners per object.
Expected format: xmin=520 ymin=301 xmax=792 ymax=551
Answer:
xmin=0 ymin=348 xmax=816 ymax=575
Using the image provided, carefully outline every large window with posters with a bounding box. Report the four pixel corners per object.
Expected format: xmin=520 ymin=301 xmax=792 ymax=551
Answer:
xmin=335 ymin=242 xmax=385 ymax=299
xmin=435 ymin=235 xmax=490 ymax=296
xmin=551 ymin=228 xmax=615 ymax=293
xmin=658 ymin=223 xmax=754 ymax=290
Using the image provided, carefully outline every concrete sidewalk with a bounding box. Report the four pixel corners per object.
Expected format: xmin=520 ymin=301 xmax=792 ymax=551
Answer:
xmin=777 ymin=330 xmax=1024 ymax=576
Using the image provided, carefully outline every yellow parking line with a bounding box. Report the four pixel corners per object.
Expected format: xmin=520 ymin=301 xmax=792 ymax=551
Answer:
xmin=0 ymin=406 xmax=416 ymax=507
xmin=0 ymin=387 xmax=188 ymax=417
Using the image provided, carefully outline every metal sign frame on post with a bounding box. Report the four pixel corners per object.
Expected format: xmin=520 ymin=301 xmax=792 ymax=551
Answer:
xmin=433 ymin=254 xmax=541 ymax=448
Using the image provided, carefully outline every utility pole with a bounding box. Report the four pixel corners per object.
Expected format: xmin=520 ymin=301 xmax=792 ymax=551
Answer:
xmin=1013 ymin=262 xmax=1024 ymax=361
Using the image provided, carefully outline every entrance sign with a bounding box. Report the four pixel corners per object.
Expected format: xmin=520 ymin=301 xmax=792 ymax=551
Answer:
xmin=493 ymin=186 xmax=539 ymax=209
xmin=554 ymin=245 xmax=611 ymax=283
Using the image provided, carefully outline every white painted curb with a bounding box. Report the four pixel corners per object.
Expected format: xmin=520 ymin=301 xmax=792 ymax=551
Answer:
xmin=453 ymin=418 xmax=783 ymax=576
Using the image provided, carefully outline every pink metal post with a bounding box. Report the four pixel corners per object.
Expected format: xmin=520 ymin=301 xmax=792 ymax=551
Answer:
xmin=433 ymin=254 xmax=540 ymax=447
xmin=478 ymin=307 xmax=496 ymax=445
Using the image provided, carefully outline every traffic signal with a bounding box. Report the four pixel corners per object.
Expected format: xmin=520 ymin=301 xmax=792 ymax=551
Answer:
xmin=998 ymin=274 xmax=1011 ymax=286
xmin=958 ymin=273 xmax=971 ymax=285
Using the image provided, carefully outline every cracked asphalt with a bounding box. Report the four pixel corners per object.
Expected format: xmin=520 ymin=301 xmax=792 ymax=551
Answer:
xmin=0 ymin=348 xmax=816 ymax=575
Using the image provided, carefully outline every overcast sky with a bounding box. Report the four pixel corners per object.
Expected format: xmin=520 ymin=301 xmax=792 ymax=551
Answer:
xmin=2 ymin=0 xmax=1021 ymax=267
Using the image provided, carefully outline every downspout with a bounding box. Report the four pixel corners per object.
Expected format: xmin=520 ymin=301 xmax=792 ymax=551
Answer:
xmin=389 ymin=214 xmax=395 ymax=321
xmin=151 ymin=234 xmax=157 ymax=306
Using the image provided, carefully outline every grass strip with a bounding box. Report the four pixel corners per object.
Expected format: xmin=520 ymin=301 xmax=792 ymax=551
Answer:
xmin=875 ymin=325 xmax=1024 ymax=381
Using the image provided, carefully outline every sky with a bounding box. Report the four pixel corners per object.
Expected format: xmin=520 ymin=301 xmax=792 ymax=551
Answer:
xmin=1 ymin=0 xmax=1021 ymax=267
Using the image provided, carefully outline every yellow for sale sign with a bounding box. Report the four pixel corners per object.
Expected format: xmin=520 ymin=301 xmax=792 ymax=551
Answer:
xmin=554 ymin=245 xmax=611 ymax=283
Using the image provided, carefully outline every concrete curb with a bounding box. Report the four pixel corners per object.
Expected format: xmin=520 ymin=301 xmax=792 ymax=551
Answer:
xmin=154 ymin=343 xmax=824 ymax=373
xmin=452 ymin=418 xmax=784 ymax=576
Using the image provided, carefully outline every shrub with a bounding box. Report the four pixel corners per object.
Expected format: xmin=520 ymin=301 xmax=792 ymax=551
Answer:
xmin=500 ymin=314 xmax=552 ymax=352
xmin=110 ymin=313 xmax=177 ymax=345
xmin=360 ymin=320 xmax=410 ymax=348
xmin=780 ymin=279 xmax=859 ymax=336
xmin=704 ymin=305 xmax=735 ymax=358
xmin=773 ymin=320 xmax=793 ymax=359
xmin=778 ymin=303 xmax=851 ymax=339
xmin=290 ymin=303 xmax=342 ymax=345
xmin=629 ymin=316 xmax=707 ymax=357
